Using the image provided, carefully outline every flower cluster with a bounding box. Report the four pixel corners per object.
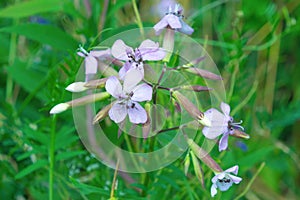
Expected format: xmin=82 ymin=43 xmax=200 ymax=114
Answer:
xmin=49 ymin=2 xmax=250 ymax=198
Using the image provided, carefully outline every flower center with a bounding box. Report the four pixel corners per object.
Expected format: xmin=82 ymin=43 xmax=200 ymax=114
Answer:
xmin=216 ymin=176 xmax=233 ymax=191
xmin=228 ymin=119 xmax=244 ymax=132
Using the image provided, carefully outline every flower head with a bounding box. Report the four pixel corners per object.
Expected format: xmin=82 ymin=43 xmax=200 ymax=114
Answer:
xmin=77 ymin=45 xmax=111 ymax=74
xmin=202 ymin=102 xmax=244 ymax=151
xmin=111 ymin=39 xmax=165 ymax=79
xmin=153 ymin=4 xmax=194 ymax=35
xmin=105 ymin=69 xmax=152 ymax=124
xmin=211 ymin=165 xmax=242 ymax=197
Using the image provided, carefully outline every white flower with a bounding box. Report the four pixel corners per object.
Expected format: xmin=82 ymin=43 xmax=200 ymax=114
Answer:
xmin=211 ymin=165 xmax=242 ymax=197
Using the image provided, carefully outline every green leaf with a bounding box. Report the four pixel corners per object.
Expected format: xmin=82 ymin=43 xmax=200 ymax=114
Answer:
xmin=69 ymin=177 xmax=110 ymax=196
xmin=0 ymin=24 xmax=77 ymax=50
xmin=6 ymin=59 xmax=47 ymax=101
xmin=15 ymin=160 xmax=48 ymax=179
xmin=0 ymin=0 xmax=63 ymax=18
xmin=56 ymin=151 xmax=86 ymax=161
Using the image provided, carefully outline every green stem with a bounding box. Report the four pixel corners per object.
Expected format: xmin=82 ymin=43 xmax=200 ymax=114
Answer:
xmin=231 ymin=80 xmax=258 ymax=116
xmin=6 ymin=18 xmax=18 ymax=104
xmin=131 ymin=0 xmax=144 ymax=36
xmin=49 ymin=115 xmax=57 ymax=200
xmin=234 ymin=162 xmax=265 ymax=200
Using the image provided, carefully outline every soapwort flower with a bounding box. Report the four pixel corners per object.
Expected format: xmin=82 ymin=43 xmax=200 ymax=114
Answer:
xmin=77 ymin=45 xmax=111 ymax=74
xmin=210 ymin=165 xmax=242 ymax=197
xmin=111 ymin=39 xmax=165 ymax=79
xmin=202 ymin=102 xmax=245 ymax=151
xmin=105 ymin=69 xmax=152 ymax=124
xmin=153 ymin=4 xmax=194 ymax=35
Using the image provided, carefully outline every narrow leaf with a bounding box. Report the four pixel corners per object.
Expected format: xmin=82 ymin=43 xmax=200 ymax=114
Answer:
xmin=15 ymin=160 xmax=48 ymax=179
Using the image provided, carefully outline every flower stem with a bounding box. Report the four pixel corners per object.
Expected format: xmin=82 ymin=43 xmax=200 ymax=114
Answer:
xmin=49 ymin=115 xmax=57 ymax=200
xmin=132 ymin=0 xmax=144 ymax=37
xmin=234 ymin=162 xmax=265 ymax=200
xmin=110 ymin=159 xmax=120 ymax=199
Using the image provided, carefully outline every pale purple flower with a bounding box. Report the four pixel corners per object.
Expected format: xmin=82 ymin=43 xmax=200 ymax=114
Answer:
xmin=202 ymin=102 xmax=244 ymax=151
xmin=105 ymin=69 xmax=152 ymax=124
xmin=153 ymin=4 xmax=194 ymax=35
xmin=77 ymin=45 xmax=111 ymax=74
xmin=111 ymin=39 xmax=165 ymax=79
xmin=211 ymin=165 xmax=242 ymax=197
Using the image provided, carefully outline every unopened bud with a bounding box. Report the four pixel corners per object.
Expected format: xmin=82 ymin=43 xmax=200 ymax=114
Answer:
xmin=184 ymin=68 xmax=222 ymax=80
xmin=66 ymin=82 xmax=88 ymax=92
xmin=69 ymin=92 xmax=110 ymax=107
xmin=172 ymin=91 xmax=210 ymax=126
xmin=180 ymin=85 xmax=212 ymax=92
xmin=181 ymin=56 xmax=206 ymax=68
xmin=93 ymin=102 xmax=114 ymax=124
xmin=50 ymin=103 xmax=70 ymax=114
xmin=232 ymin=129 xmax=250 ymax=139
xmin=187 ymin=138 xmax=223 ymax=173
xmin=84 ymin=78 xmax=108 ymax=89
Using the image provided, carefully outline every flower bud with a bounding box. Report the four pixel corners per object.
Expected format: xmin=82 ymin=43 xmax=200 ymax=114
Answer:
xmin=190 ymin=151 xmax=205 ymax=187
xmin=187 ymin=138 xmax=223 ymax=173
xmin=84 ymin=78 xmax=108 ymax=89
xmin=172 ymin=91 xmax=211 ymax=126
xmin=93 ymin=102 xmax=114 ymax=124
xmin=68 ymin=92 xmax=110 ymax=107
xmin=49 ymin=103 xmax=70 ymax=114
xmin=231 ymin=129 xmax=250 ymax=139
xmin=180 ymin=85 xmax=212 ymax=92
xmin=66 ymin=82 xmax=88 ymax=92
xmin=184 ymin=152 xmax=190 ymax=176
xmin=184 ymin=68 xmax=222 ymax=80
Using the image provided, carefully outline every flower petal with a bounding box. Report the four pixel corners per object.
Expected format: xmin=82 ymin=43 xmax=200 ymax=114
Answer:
xmin=212 ymin=172 xmax=225 ymax=183
xmin=90 ymin=48 xmax=111 ymax=59
xmin=123 ymin=69 xmax=143 ymax=93
xmin=224 ymin=165 xmax=239 ymax=175
xmin=131 ymin=83 xmax=153 ymax=102
xmin=138 ymin=39 xmax=165 ymax=61
xmin=118 ymin=62 xmax=133 ymax=80
xmin=105 ymin=76 xmax=123 ymax=98
xmin=177 ymin=18 xmax=194 ymax=35
xmin=153 ymin=15 xmax=169 ymax=35
xmin=210 ymin=184 xmax=218 ymax=197
xmin=77 ymin=52 xmax=86 ymax=57
xmin=111 ymin=39 xmax=132 ymax=61
xmin=228 ymin=174 xmax=242 ymax=184
xmin=202 ymin=108 xmax=228 ymax=139
xmin=219 ymin=133 xmax=229 ymax=152
xmin=108 ymin=103 xmax=127 ymax=123
xmin=85 ymin=56 xmax=98 ymax=74
xmin=220 ymin=102 xmax=231 ymax=116
xmin=128 ymin=102 xmax=147 ymax=124
xmin=167 ymin=14 xmax=182 ymax=29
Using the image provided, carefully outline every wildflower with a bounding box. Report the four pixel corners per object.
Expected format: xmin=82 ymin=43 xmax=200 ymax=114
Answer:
xmin=202 ymin=102 xmax=245 ymax=151
xmin=153 ymin=4 xmax=194 ymax=35
xmin=105 ymin=69 xmax=152 ymax=124
xmin=210 ymin=165 xmax=242 ymax=197
xmin=77 ymin=45 xmax=111 ymax=74
xmin=111 ymin=39 xmax=165 ymax=79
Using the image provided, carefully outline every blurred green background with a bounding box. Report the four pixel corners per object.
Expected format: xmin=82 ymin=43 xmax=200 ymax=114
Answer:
xmin=0 ymin=0 xmax=299 ymax=199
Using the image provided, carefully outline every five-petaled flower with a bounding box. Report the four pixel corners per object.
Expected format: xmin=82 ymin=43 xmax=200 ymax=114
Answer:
xmin=77 ymin=45 xmax=111 ymax=74
xmin=111 ymin=39 xmax=165 ymax=79
xmin=202 ymin=102 xmax=244 ymax=151
xmin=211 ymin=165 xmax=242 ymax=197
xmin=105 ymin=69 xmax=152 ymax=124
xmin=153 ymin=4 xmax=194 ymax=35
